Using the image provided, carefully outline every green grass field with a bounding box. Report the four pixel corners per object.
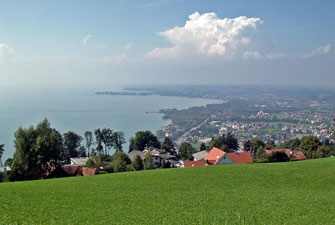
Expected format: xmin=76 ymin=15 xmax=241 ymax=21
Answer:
xmin=1 ymin=158 xmax=335 ymax=224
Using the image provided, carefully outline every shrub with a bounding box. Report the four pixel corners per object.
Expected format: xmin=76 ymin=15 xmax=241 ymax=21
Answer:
xmin=85 ymin=157 xmax=102 ymax=169
xmin=0 ymin=172 xmax=4 ymax=183
xmin=269 ymin=151 xmax=290 ymax=162
xmin=100 ymin=154 xmax=113 ymax=162
xmin=256 ymin=158 xmax=269 ymax=163
xmin=132 ymin=155 xmax=144 ymax=171
xmin=126 ymin=165 xmax=134 ymax=172
xmin=112 ymin=152 xmax=131 ymax=172
xmin=103 ymin=164 xmax=114 ymax=173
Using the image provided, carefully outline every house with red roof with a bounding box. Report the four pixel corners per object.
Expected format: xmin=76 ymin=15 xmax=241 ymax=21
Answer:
xmin=204 ymin=147 xmax=253 ymax=165
xmin=217 ymin=152 xmax=253 ymax=164
xmin=204 ymin=147 xmax=226 ymax=165
xmin=265 ymin=149 xmax=306 ymax=161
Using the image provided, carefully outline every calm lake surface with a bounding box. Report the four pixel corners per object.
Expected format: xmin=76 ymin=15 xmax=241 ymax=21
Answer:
xmin=0 ymin=86 xmax=221 ymax=160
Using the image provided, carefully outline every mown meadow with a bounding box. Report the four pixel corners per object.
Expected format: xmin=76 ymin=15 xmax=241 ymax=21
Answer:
xmin=1 ymin=158 xmax=335 ymax=224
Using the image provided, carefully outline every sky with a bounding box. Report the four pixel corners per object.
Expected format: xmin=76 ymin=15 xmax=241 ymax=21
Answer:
xmin=1 ymin=0 xmax=335 ymax=88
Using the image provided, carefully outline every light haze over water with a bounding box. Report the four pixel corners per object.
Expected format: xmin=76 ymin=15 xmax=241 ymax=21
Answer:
xmin=0 ymin=86 xmax=221 ymax=160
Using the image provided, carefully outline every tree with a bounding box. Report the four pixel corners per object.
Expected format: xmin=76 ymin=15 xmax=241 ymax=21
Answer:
xmin=85 ymin=156 xmax=102 ymax=169
xmin=200 ymin=142 xmax=207 ymax=151
xmin=278 ymin=138 xmax=301 ymax=150
xmin=78 ymin=146 xmax=87 ymax=157
xmin=269 ymin=151 xmax=290 ymax=163
xmin=265 ymin=140 xmax=276 ymax=150
xmin=111 ymin=152 xmax=131 ymax=172
xmin=129 ymin=137 xmax=135 ymax=153
xmin=130 ymin=131 xmax=161 ymax=151
xmin=178 ymin=142 xmax=196 ymax=160
xmin=0 ymin=144 xmax=4 ymax=167
xmin=101 ymin=128 xmax=114 ymax=155
xmin=243 ymin=140 xmax=251 ymax=152
xmin=299 ymin=136 xmax=321 ymax=159
xmin=62 ymin=131 xmax=83 ymax=162
xmin=113 ymin=131 xmax=126 ymax=152
xmin=143 ymin=152 xmax=154 ymax=170
xmin=162 ymin=137 xmax=175 ymax=154
xmin=208 ymin=135 xmax=225 ymax=151
xmin=226 ymin=133 xmax=238 ymax=150
xmin=4 ymin=158 xmax=13 ymax=167
xmin=250 ymin=138 xmax=265 ymax=156
xmin=312 ymin=145 xmax=331 ymax=158
xmin=94 ymin=129 xmax=104 ymax=155
xmin=208 ymin=133 xmax=238 ymax=152
xmin=132 ymin=155 xmax=144 ymax=171
xmin=256 ymin=146 xmax=269 ymax=162
xmin=11 ymin=119 xmax=63 ymax=180
xmin=84 ymin=131 xmax=93 ymax=157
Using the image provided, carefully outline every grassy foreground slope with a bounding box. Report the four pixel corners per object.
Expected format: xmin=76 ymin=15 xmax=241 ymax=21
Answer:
xmin=1 ymin=158 xmax=335 ymax=225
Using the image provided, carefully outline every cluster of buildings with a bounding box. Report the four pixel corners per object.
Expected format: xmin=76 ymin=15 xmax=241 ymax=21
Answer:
xmin=169 ymin=110 xmax=334 ymax=147
xmin=184 ymin=147 xmax=253 ymax=167
xmin=183 ymin=147 xmax=306 ymax=168
xmin=0 ymin=147 xmax=308 ymax=178
xmin=128 ymin=149 xmax=183 ymax=168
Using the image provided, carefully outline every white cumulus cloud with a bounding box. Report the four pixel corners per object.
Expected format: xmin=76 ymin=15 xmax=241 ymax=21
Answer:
xmin=82 ymin=34 xmax=92 ymax=46
xmin=146 ymin=12 xmax=263 ymax=59
xmin=302 ymin=44 xmax=332 ymax=58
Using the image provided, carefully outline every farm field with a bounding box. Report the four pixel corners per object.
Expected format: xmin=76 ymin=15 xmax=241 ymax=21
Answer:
xmin=1 ymin=158 xmax=335 ymax=224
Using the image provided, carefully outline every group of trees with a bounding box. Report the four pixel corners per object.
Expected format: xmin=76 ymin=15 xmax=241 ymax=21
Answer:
xmin=243 ymin=135 xmax=335 ymax=162
xmin=57 ymin=127 xmax=126 ymax=164
xmin=178 ymin=142 xmax=196 ymax=160
xmin=3 ymin=117 xmax=335 ymax=181
xmin=276 ymin=135 xmax=335 ymax=159
xmin=4 ymin=119 xmax=126 ymax=181
xmin=207 ymin=133 xmax=238 ymax=152
xmin=92 ymin=128 xmax=126 ymax=156
xmin=4 ymin=120 xmax=177 ymax=181
xmin=84 ymin=150 xmax=167 ymax=174
xmin=11 ymin=119 xmax=64 ymax=180
xmin=129 ymin=131 xmax=161 ymax=151
xmin=128 ymin=131 xmax=176 ymax=154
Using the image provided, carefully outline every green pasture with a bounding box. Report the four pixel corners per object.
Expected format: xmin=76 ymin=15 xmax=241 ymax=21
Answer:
xmin=1 ymin=158 xmax=335 ymax=224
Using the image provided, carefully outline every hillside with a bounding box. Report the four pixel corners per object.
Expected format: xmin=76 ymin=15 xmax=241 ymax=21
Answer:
xmin=1 ymin=158 xmax=335 ymax=224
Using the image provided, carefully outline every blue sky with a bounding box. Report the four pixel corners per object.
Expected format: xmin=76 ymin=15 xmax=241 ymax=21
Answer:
xmin=1 ymin=0 xmax=335 ymax=87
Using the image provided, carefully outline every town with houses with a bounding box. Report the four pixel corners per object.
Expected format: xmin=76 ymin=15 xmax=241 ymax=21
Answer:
xmin=153 ymin=85 xmax=335 ymax=147
xmin=51 ymin=145 xmax=307 ymax=177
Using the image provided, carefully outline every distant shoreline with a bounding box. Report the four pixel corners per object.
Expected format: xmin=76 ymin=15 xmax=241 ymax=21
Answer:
xmin=95 ymin=91 xmax=152 ymax=96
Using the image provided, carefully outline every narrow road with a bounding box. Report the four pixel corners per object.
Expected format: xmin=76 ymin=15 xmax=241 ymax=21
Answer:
xmin=176 ymin=118 xmax=209 ymax=145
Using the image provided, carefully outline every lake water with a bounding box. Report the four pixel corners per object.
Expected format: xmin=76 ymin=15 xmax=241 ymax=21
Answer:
xmin=0 ymin=86 xmax=221 ymax=160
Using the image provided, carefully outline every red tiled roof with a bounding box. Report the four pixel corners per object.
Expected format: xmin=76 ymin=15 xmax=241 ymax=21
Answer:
xmin=226 ymin=152 xmax=253 ymax=164
xmin=204 ymin=147 xmax=226 ymax=164
xmin=291 ymin=151 xmax=307 ymax=160
xmin=183 ymin=160 xmax=208 ymax=167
